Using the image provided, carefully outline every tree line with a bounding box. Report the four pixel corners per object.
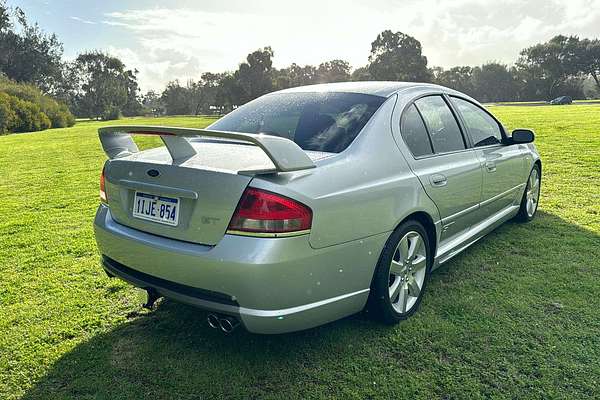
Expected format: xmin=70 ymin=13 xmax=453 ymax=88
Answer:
xmin=155 ymin=32 xmax=600 ymax=115
xmin=2 ymin=0 xmax=600 ymax=133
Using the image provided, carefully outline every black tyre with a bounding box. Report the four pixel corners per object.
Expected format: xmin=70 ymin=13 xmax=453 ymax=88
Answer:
xmin=515 ymin=164 xmax=541 ymax=222
xmin=368 ymin=220 xmax=432 ymax=324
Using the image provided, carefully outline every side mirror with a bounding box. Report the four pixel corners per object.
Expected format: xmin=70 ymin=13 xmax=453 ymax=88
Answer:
xmin=510 ymin=129 xmax=535 ymax=144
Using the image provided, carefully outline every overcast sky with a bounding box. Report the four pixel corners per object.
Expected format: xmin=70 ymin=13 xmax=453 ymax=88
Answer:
xmin=12 ymin=0 xmax=600 ymax=92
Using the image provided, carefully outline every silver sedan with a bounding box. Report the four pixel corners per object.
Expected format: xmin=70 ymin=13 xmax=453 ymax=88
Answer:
xmin=94 ymin=82 xmax=541 ymax=334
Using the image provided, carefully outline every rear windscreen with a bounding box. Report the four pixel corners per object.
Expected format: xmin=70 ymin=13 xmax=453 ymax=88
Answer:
xmin=208 ymin=92 xmax=386 ymax=153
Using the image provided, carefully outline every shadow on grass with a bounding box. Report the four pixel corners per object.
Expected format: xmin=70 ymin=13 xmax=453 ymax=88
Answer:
xmin=21 ymin=211 xmax=600 ymax=399
xmin=21 ymin=301 xmax=387 ymax=399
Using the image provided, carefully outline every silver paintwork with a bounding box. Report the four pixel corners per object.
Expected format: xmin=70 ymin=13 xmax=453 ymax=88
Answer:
xmin=94 ymin=81 xmax=541 ymax=334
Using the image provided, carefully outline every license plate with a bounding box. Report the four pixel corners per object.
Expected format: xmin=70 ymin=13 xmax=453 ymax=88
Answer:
xmin=132 ymin=191 xmax=180 ymax=226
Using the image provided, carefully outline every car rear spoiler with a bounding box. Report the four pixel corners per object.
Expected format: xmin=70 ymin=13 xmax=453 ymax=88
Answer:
xmin=98 ymin=125 xmax=316 ymax=172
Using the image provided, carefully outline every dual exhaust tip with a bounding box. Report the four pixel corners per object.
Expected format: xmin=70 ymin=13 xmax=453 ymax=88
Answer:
xmin=207 ymin=313 xmax=240 ymax=333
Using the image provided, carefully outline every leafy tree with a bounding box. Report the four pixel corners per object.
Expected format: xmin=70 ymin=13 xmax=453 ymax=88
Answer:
xmin=433 ymin=66 xmax=475 ymax=97
xmin=274 ymin=64 xmax=317 ymax=90
xmin=121 ymin=69 xmax=143 ymax=117
xmin=367 ymin=30 xmax=432 ymax=82
xmin=200 ymin=72 xmax=233 ymax=113
xmin=518 ymin=35 xmax=583 ymax=99
xmin=556 ymin=77 xmax=586 ymax=99
xmin=235 ymin=47 xmax=274 ymax=103
xmin=513 ymin=64 xmax=551 ymax=101
xmin=141 ymin=90 xmax=163 ymax=116
xmin=213 ymin=72 xmax=240 ymax=112
xmin=160 ymin=73 xmax=240 ymax=115
xmin=0 ymin=2 xmax=63 ymax=92
xmin=161 ymin=80 xmax=193 ymax=115
xmin=0 ymin=1 xmax=9 ymax=31
xmin=582 ymin=76 xmax=599 ymax=98
xmin=70 ymin=51 xmax=140 ymax=119
xmin=161 ymin=79 xmax=213 ymax=116
xmin=580 ymin=38 xmax=600 ymax=93
xmin=316 ymin=60 xmax=351 ymax=83
xmin=471 ymin=63 xmax=519 ymax=102
xmin=351 ymin=66 xmax=372 ymax=81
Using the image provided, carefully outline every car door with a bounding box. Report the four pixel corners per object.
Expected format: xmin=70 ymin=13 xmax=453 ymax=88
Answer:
xmin=449 ymin=96 xmax=525 ymax=218
xmin=398 ymin=95 xmax=483 ymax=244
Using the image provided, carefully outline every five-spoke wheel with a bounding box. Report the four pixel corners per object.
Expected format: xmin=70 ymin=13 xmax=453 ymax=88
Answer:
xmin=369 ymin=220 xmax=431 ymax=323
xmin=388 ymin=231 xmax=428 ymax=314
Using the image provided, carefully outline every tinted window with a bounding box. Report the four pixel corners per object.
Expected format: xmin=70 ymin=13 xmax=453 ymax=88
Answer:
xmin=452 ymin=97 xmax=502 ymax=147
xmin=209 ymin=92 xmax=386 ymax=153
xmin=400 ymin=104 xmax=433 ymax=157
xmin=414 ymin=96 xmax=465 ymax=153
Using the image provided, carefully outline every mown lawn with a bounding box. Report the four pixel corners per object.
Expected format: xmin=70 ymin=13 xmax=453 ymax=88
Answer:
xmin=0 ymin=108 xmax=599 ymax=399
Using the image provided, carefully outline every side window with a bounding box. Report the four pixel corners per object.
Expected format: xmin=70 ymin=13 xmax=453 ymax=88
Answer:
xmin=400 ymin=104 xmax=433 ymax=157
xmin=451 ymin=97 xmax=502 ymax=147
xmin=414 ymin=96 xmax=465 ymax=153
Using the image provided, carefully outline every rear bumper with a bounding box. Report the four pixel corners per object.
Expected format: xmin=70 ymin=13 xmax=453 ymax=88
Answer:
xmin=94 ymin=205 xmax=387 ymax=333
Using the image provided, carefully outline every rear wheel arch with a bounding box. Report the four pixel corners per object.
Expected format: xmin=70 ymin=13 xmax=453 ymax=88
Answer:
xmin=371 ymin=211 xmax=437 ymax=284
xmin=398 ymin=211 xmax=437 ymax=261
xmin=367 ymin=214 xmax=435 ymax=322
xmin=534 ymin=159 xmax=542 ymax=175
xmin=515 ymin=161 xmax=541 ymax=222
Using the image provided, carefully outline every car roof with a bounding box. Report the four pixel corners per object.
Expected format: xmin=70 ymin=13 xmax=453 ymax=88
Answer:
xmin=273 ymin=81 xmax=450 ymax=98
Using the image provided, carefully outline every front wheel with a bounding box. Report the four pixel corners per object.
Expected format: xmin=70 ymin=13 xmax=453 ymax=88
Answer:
xmin=515 ymin=164 xmax=541 ymax=222
xmin=368 ymin=220 xmax=432 ymax=324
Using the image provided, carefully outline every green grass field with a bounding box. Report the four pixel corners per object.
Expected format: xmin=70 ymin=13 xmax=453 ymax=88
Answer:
xmin=0 ymin=107 xmax=599 ymax=399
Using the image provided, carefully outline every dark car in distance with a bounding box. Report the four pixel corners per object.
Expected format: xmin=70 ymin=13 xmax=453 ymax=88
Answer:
xmin=549 ymin=96 xmax=573 ymax=105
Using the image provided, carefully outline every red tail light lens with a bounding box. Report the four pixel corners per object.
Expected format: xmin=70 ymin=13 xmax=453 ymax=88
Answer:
xmin=228 ymin=188 xmax=312 ymax=236
xmin=100 ymin=166 xmax=107 ymax=203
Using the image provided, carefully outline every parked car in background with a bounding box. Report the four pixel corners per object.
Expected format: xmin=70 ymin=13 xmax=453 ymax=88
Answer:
xmin=94 ymin=82 xmax=541 ymax=334
xmin=549 ymin=96 xmax=573 ymax=105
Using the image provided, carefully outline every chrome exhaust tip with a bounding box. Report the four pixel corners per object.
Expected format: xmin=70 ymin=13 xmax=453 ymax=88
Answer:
xmin=219 ymin=316 xmax=240 ymax=333
xmin=207 ymin=313 xmax=220 ymax=329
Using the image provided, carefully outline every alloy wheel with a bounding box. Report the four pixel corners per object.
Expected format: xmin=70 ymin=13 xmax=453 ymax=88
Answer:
xmin=526 ymin=168 xmax=540 ymax=217
xmin=388 ymin=231 xmax=428 ymax=314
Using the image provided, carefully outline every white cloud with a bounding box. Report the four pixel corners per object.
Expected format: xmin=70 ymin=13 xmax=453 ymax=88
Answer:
xmin=70 ymin=16 xmax=96 ymax=25
xmin=100 ymin=0 xmax=600 ymax=91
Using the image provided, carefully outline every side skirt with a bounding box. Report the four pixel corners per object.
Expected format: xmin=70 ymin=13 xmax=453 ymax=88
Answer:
xmin=433 ymin=205 xmax=519 ymax=269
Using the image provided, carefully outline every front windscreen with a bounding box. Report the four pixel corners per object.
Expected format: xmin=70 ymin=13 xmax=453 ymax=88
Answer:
xmin=208 ymin=92 xmax=386 ymax=153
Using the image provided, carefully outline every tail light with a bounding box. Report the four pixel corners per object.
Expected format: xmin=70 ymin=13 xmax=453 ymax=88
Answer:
xmin=227 ymin=188 xmax=312 ymax=236
xmin=100 ymin=166 xmax=107 ymax=203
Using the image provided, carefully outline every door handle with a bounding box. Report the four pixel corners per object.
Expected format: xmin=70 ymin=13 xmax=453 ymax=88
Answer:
xmin=485 ymin=161 xmax=497 ymax=172
xmin=430 ymin=174 xmax=447 ymax=187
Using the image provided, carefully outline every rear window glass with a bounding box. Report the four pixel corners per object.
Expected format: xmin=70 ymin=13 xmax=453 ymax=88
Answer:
xmin=400 ymin=104 xmax=433 ymax=157
xmin=414 ymin=96 xmax=465 ymax=153
xmin=209 ymin=92 xmax=386 ymax=153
